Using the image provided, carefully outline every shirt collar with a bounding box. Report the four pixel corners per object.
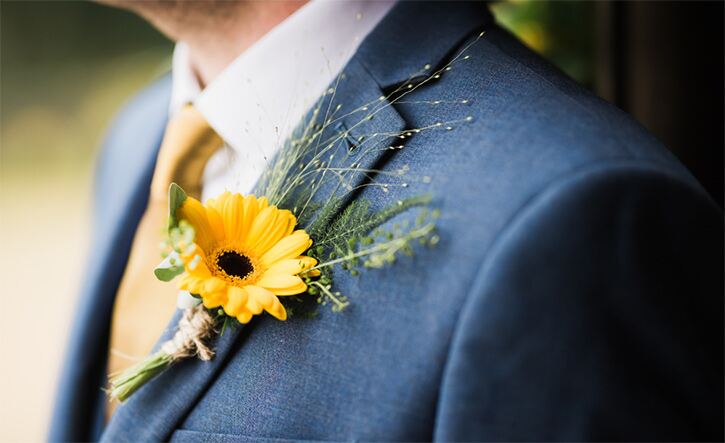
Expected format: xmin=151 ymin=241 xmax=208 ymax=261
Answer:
xmin=170 ymin=0 xmax=395 ymax=156
xmin=169 ymin=43 xmax=201 ymax=115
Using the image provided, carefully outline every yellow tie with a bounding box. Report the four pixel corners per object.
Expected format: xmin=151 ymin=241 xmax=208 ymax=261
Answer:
xmin=107 ymin=105 xmax=223 ymax=413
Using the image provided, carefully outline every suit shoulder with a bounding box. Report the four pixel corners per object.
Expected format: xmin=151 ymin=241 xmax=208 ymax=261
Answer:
xmin=391 ymin=24 xmax=708 ymax=229
xmin=404 ymin=25 xmax=690 ymax=182
xmin=378 ymin=27 xmax=714 ymax=282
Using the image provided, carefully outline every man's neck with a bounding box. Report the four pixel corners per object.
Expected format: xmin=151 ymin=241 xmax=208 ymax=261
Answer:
xmin=183 ymin=1 xmax=306 ymax=87
xmin=125 ymin=0 xmax=307 ymax=87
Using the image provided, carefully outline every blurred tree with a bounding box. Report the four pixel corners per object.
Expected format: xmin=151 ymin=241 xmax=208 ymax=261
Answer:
xmin=491 ymin=0 xmax=595 ymax=87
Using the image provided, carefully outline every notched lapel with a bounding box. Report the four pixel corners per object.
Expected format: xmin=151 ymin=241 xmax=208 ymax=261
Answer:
xmin=300 ymin=57 xmax=408 ymax=206
xmin=101 ymin=57 xmax=409 ymax=443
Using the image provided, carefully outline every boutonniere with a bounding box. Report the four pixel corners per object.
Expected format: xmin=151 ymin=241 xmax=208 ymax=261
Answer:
xmin=108 ymin=31 xmax=484 ymax=402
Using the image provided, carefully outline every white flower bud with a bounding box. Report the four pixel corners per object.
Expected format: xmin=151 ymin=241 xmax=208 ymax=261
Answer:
xmin=177 ymin=290 xmax=201 ymax=310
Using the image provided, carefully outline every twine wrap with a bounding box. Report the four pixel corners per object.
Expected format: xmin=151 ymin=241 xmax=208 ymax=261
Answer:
xmin=161 ymin=305 xmax=216 ymax=361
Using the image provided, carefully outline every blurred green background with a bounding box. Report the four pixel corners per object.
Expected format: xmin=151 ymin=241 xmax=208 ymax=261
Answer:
xmin=7 ymin=1 xmax=689 ymax=441
xmin=491 ymin=0 xmax=594 ymax=85
xmin=1 ymin=1 xmax=172 ymax=185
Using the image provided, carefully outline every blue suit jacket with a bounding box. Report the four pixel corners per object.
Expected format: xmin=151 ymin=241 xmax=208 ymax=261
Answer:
xmin=49 ymin=3 xmax=723 ymax=441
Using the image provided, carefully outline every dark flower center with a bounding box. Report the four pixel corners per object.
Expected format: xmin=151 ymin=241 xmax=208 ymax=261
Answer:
xmin=216 ymin=251 xmax=254 ymax=279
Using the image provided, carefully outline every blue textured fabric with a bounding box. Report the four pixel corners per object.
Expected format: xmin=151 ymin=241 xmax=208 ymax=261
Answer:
xmin=50 ymin=2 xmax=723 ymax=442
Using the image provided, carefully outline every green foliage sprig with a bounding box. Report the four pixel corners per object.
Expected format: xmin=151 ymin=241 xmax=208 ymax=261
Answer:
xmin=251 ymin=32 xmax=490 ymax=313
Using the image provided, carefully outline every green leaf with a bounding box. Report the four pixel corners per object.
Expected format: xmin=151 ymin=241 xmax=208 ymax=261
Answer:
xmin=154 ymin=266 xmax=184 ymax=282
xmin=154 ymin=265 xmax=184 ymax=282
xmin=154 ymin=252 xmax=184 ymax=282
xmin=168 ymin=182 xmax=187 ymax=230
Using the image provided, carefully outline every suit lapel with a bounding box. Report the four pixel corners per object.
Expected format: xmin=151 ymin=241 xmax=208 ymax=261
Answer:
xmin=100 ymin=56 xmax=407 ymax=443
xmin=101 ymin=3 xmax=492 ymax=441
xmin=275 ymin=56 xmax=409 ymax=215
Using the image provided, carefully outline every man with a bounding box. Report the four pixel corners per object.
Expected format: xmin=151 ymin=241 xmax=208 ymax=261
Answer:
xmin=49 ymin=1 xmax=723 ymax=441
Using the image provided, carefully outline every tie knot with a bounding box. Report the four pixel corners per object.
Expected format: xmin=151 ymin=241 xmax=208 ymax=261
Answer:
xmin=150 ymin=104 xmax=224 ymax=201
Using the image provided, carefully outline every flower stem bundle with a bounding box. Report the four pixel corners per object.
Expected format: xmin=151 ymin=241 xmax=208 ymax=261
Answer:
xmin=108 ymin=305 xmax=215 ymax=402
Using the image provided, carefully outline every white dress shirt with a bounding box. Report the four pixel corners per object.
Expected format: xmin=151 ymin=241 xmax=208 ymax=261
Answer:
xmin=169 ymin=0 xmax=395 ymax=201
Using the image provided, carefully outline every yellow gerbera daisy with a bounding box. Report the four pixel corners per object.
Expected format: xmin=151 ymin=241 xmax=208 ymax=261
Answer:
xmin=175 ymin=192 xmax=317 ymax=323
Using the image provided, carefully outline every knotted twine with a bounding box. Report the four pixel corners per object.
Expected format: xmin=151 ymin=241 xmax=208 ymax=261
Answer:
xmin=161 ymin=304 xmax=216 ymax=361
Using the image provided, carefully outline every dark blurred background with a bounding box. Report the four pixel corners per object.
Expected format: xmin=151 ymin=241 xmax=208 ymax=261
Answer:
xmin=491 ymin=0 xmax=724 ymax=205
xmin=1 ymin=1 xmax=723 ymax=441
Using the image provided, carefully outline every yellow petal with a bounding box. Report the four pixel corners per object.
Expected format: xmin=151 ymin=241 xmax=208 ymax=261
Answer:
xmin=245 ymin=284 xmax=275 ymax=308
xmin=252 ymin=209 xmax=296 ymax=254
xmin=256 ymin=196 xmax=269 ymax=212
xmin=239 ymin=195 xmax=260 ymax=244
xmin=178 ymin=273 xmax=203 ymax=293
xmin=202 ymin=290 xmax=227 ymax=309
xmin=267 ymin=299 xmax=287 ymax=320
xmin=205 ymin=206 xmax=225 ymax=244
xmin=259 ymin=230 xmax=312 ymax=268
xmin=222 ymin=194 xmax=245 ymax=245
xmin=177 ymin=197 xmax=215 ymax=252
xmin=236 ymin=309 xmax=253 ymax=324
xmin=263 ymin=256 xmax=317 ymax=277
xmin=207 ymin=191 xmax=231 ymax=215
xmin=246 ymin=285 xmax=287 ymax=320
xmin=256 ymin=273 xmax=307 ymax=296
xmin=244 ymin=206 xmax=277 ymax=249
xmin=303 ymin=269 xmax=321 ymax=278
xmin=224 ymin=286 xmax=248 ymax=317
xmin=178 ymin=266 xmax=211 ymax=292
xmin=203 ymin=277 xmax=226 ymax=293
xmin=270 ymin=280 xmax=307 ymax=296
xmin=281 ymin=211 xmax=296 ymax=237
xmin=245 ymin=292 xmax=264 ymax=315
xmin=185 ymin=254 xmax=211 ymax=277
xmin=180 ymin=244 xmax=206 ymax=262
